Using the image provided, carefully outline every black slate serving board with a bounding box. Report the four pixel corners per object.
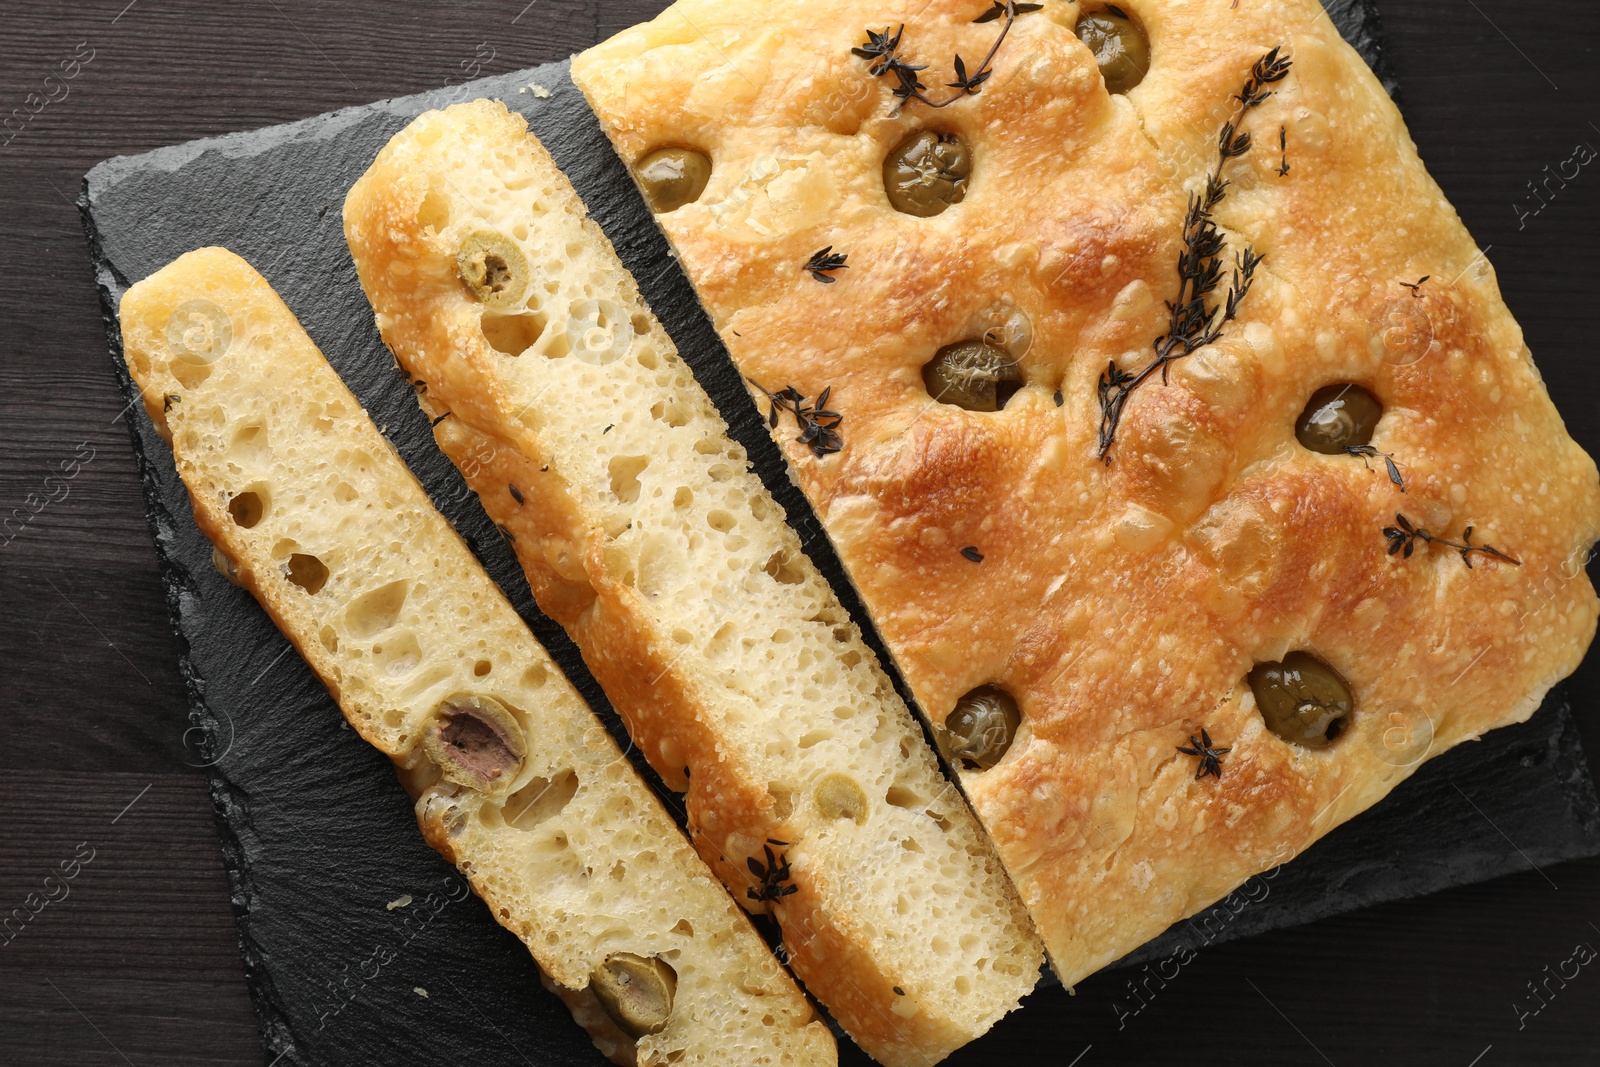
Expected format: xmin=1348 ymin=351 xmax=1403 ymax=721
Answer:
xmin=77 ymin=6 xmax=1594 ymax=1064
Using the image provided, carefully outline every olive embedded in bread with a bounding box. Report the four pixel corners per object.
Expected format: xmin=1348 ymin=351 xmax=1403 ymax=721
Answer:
xmin=883 ymin=130 xmax=970 ymax=217
xmin=422 ymin=693 xmax=527 ymax=791
xmin=1076 ymin=6 xmax=1150 ymax=94
xmin=456 ymin=229 xmax=532 ymax=308
xmin=634 ymin=147 xmax=712 ymax=213
xmin=212 ymin=544 xmax=244 ymax=587
xmin=1248 ymin=652 xmax=1353 ymax=748
xmin=942 ymin=687 xmax=1021 ymax=770
xmin=923 ymin=340 xmax=1024 ymax=411
xmin=591 ymin=952 xmax=678 ymax=1039
xmin=1296 ymin=384 xmax=1383 ymax=454
xmin=813 ymin=772 xmax=869 ymax=824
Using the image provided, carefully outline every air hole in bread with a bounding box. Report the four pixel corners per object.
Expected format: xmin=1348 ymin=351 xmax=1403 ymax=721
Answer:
xmin=345 ymin=579 xmax=409 ymax=638
xmin=767 ymin=783 xmax=795 ymax=819
xmin=762 ymin=550 xmax=805 ymax=585
xmin=885 ymin=784 xmax=925 ymax=810
xmin=652 ymin=400 xmax=692 ymax=428
xmin=608 ymin=455 xmax=649 ymax=504
xmin=706 ymin=509 xmax=737 ymax=533
xmin=672 ymin=486 xmax=694 ymax=510
xmin=169 ymin=357 xmax=212 ymax=389
xmin=230 ymin=420 xmax=269 ymax=461
xmin=228 ymin=490 xmax=266 ymax=529
xmin=473 ymin=658 xmax=492 ymax=677
xmin=319 ymin=626 xmax=339 ymax=653
xmin=502 ymin=769 xmax=579 ymax=829
xmin=416 ymin=186 xmax=452 ymax=231
xmin=373 ymin=630 xmax=422 ymax=675
xmin=798 ymin=729 xmax=832 ymax=749
xmin=481 ymin=309 xmax=547 ymax=356
xmin=671 ymin=919 xmax=694 ymax=937
xmin=286 ymin=552 xmax=329 ymax=594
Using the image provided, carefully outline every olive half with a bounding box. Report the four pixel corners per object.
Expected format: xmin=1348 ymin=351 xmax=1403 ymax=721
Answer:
xmin=923 ymin=339 xmax=1024 ymax=411
xmin=942 ymin=686 xmax=1021 ymax=770
xmin=883 ymin=130 xmax=970 ymax=218
xmin=422 ymin=693 xmax=527 ymax=793
xmin=634 ymin=147 xmax=712 ymax=213
xmin=813 ymin=772 xmax=869 ymax=824
xmin=457 ymin=230 xmax=532 ymax=309
xmin=1248 ymin=651 xmax=1353 ymax=749
xmin=1076 ymin=5 xmax=1150 ymax=94
xmin=1296 ymin=384 xmax=1383 ymax=454
xmin=592 ymin=953 xmax=677 ymax=1040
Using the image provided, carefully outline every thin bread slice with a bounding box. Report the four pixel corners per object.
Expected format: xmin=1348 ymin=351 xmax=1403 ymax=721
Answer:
xmin=343 ymin=100 xmax=1043 ymax=1066
xmin=119 ymin=247 xmax=835 ymax=1067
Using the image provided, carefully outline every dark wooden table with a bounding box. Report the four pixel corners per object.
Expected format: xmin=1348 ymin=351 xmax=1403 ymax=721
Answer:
xmin=1 ymin=1 xmax=1597 ymax=1064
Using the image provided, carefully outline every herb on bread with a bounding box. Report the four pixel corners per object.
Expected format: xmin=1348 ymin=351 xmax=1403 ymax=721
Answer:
xmin=1276 ymin=125 xmax=1290 ymax=176
xmin=803 ymin=246 xmax=849 ymax=282
xmin=1343 ymin=445 xmax=1406 ymax=491
xmin=1399 ymin=275 xmax=1430 ymax=295
xmin=1176 ymin=727 xmax=1230 ymax=780
xmin=1383 ymin=514 xmax=1521 ymax=568
xmin=852 ymin=1 xmax=1042 ymax=112
xmin=960 ymin=546 xmax=985 ymax=562
xmin=750 ymin=380 xmax=844 ymax=457
xmin=1096 ymin=48 xmax=1292 ymax=461
xmin=747 ymin=841 xmax=799 ymax=902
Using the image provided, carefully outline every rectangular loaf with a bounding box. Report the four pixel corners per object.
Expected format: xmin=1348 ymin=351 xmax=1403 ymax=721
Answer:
xmin=343 ymin=100 xmax=1044 ymax=1066
xmin=119 ymin=247 xmax=835 ymax=1067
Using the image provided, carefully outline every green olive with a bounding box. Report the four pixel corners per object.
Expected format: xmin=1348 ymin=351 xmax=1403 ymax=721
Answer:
xmin=883 ymin=130 xmax=970 ymax=218
xmin=212 ymin=545 xmax=244 ymax=587
xmin=591 ymin=952 xmax=677 ymax=1040
xmin=923 ymin=340 xmax=1024 ymax=411
xmin=813 ymin=772 xmax=868 ymax=824
xmin=423 ymin=693 xmax=527 ymax=793
xmin=285 ymin=552 xmax=329 ymax=595
xmin=1296 ymin=384 xmax=1383 ymax=454
xmin=457 ymin=230 xmax=531 ymax=309
xmin=634 ymin=147 xmax=712 ymax=213
xmin=1248 ymin=651 xmax=1353 ymax=749
xmin=942 ymin=687 xmax=1021 ymax=770
xmin=1076 ymin=6 xmax=1150 ymax=94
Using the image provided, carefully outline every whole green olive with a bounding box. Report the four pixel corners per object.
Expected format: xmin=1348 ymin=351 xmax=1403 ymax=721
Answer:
xmin=942 ymin=687 xmax=1021 ymax=770
xmin=423 ymin=693 xmax=527 ymax=793
xmin=591 ymin=952 xmax=677 ymax=1040
xmin=1296 ymin=384 xmax=1384 ymax=454
xmin=1076 ymin=6 xmax=1150 ymax=95
xmin=633 ymin=147 xmax=712 ymax=213
xmin=883 ymin=130 xmax=971 ymax=218
xmin=1247 ymin=651 xmax=1353 ymax=749
xmin=923 ymin=339 xmax=1024 ymax=411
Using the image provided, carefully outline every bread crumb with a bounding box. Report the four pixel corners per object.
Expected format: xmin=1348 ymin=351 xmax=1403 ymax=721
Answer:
xmin=386 ymin=894 xmax=413 ymax=910
xmin=413 ymin=987 xmax=429 ymax=998
xmin=528 ymin=82 xmax=551 ymax=98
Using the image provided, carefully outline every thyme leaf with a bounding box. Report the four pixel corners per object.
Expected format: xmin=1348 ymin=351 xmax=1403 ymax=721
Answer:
xmin=750 ymin=379 xmax=844 ymax=458
xmin=853 ymin=0 xmax=1040 ymax=112
xmin=1096 ymin=47 xmax=1291 ymax=462
xmin=1343 ymin=444 xmax=1406 ymax=492
xmin=1176 ymin=727 xmax=1230 ymax=781
xmin=746 ymin=842 xmax=799 ymax=902
xmin=804 ymin=246 xmax=849 ymax=282
xmin=1382 ymin=513 xmax=1521 ymax=569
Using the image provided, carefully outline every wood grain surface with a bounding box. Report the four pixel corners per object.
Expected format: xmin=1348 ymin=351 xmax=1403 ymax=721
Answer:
xmin=1 ymin=1 xmax=1597 ymax=1064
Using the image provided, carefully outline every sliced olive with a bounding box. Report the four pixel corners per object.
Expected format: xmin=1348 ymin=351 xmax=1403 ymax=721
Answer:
xmin=1077 ymin=6 xmax=1150 ymax=94
xmin=423 ymin=693 xmax=527 ymax=793
xmin=285 ymin=552 xmax=328 ymax=595
xmin=813 ymin=773 xmax=868 ymax=824
xmin=1296 ymin=384 xmax=1383 ymax=454
xmin=883 ymin=130 xmax=970 ymax=218
xmin=456 ymin=230 xmax=531 ymax=309
xmin=1248 ymin=651 xmax=1353 ymax=749
xmin=591 ymin=952 xmax=677 ymax=1040
xmin=923 ymin=340 xmax=1024 ymax=411
xmin=634 ymin=147 xmax=712 ymax=213
xmin=942 ymin=686 xmax=1021 ymax=770
xmin=212 ymin=545 xmax=244 ymax=587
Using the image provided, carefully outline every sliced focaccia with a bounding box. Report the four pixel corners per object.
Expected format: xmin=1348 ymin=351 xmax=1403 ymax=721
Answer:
xmin=119 ymin=247 xmax=835 ymax=1067
xmin=572 ymin=0 xmax=1600 ymax=985
xmin=343 ymin=101 xmax=1044 ymax=1065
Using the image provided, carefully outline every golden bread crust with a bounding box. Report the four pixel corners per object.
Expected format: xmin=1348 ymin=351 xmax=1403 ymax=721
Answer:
xmin=573 ymin=0 xmax=1600 ymax=983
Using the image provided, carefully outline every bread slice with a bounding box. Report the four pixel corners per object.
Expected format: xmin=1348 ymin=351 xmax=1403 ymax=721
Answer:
xmin=343 ymin=100 xmax=1044 ymax=1066
xmin=119 ymin=247 xmax=836 ymax=1067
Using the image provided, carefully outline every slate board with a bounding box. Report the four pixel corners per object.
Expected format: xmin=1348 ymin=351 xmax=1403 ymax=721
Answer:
xmin=76 ymin=6 xmax=1595 ymax=1065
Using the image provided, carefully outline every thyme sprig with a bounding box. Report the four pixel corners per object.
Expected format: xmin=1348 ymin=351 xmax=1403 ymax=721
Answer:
xmin=852 ymin=1 xmax=1042 ymax=112
xmin=1343 ymin=445 xmax=1406 ymax=492
xmin=750 ymin=380 xmax=844 ymax=457
xmin=1176 ymin=727 xmax=1230 ymax=781
xmin=1383 ymin=513 xmax=1521 ymax=569
xmin=1096 ymin=48 xmax=1292 ymax=462
xmin=804 ymin=246 xmax=849 ymax=283
xmin=746 ymin=840 xmax=799 ymax=903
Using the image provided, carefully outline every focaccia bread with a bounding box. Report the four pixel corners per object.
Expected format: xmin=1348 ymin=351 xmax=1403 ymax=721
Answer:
xmin=343 ymin=101 xmax=1043 ymax=1065
xmin=573 ymin=0 xmax=1600 ymax=985
xmin=120 ymin=247 xmax=835 ymax=1067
